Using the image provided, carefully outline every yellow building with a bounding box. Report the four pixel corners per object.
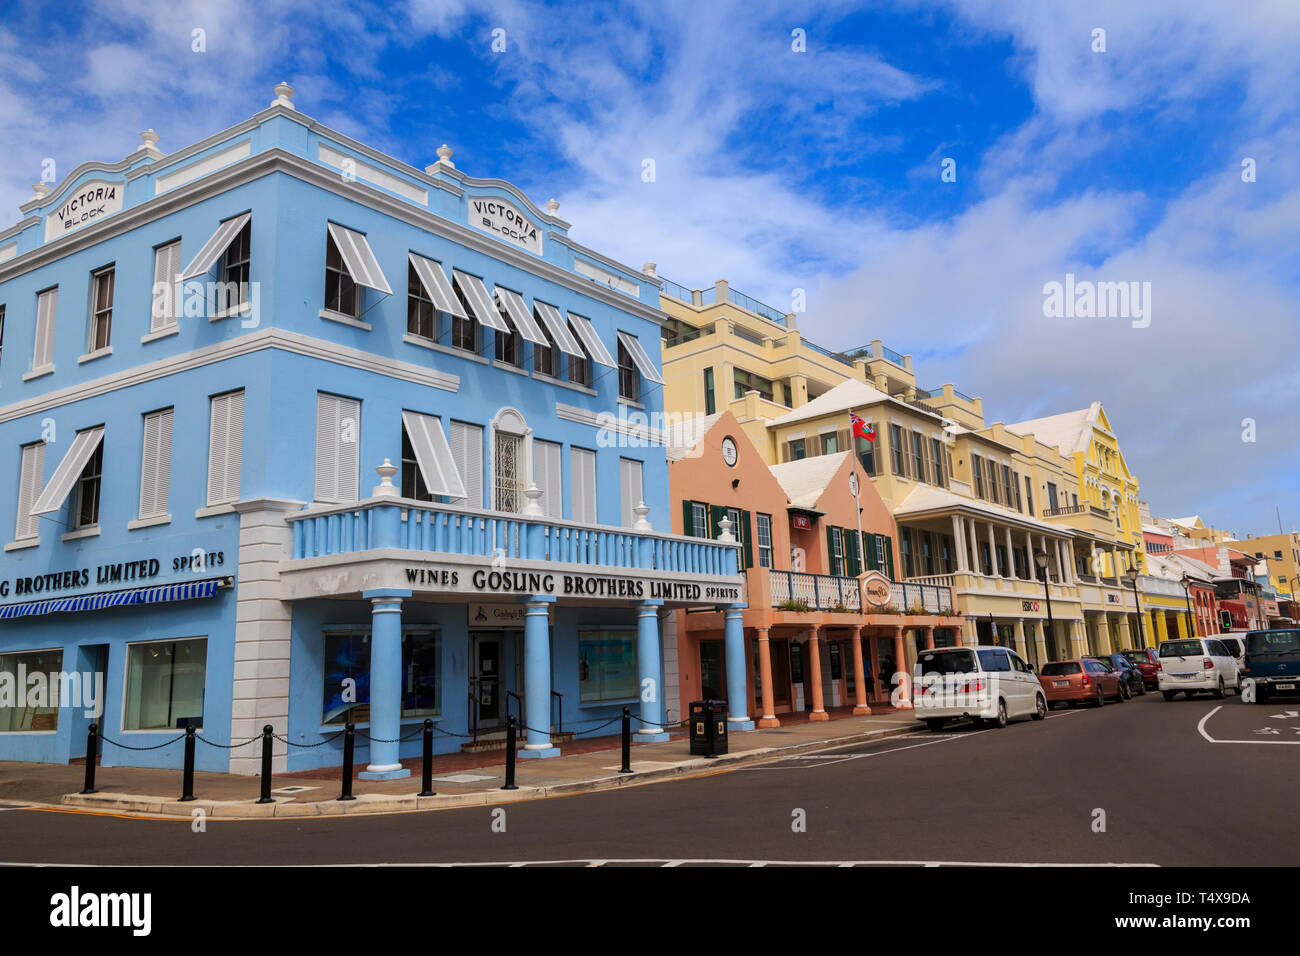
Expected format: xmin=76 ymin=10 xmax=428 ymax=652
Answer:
xmin=1224 ymin=531 xmax=1300 ymax=599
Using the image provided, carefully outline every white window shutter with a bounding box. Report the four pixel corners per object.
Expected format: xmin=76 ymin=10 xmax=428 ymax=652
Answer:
xmin=139 ymin=408 xmax=173 ymax=518
xmin=152 ymin=242 xmax=181 ymax=332
xmin=534 ymin=440 xmax=562 ymax=519
xmin=337 ymin=396 xmax=359 ymax=501
xmin=450 ymin=422 xmax=483 ymax=509
xmin=571 ymin=447 xmax=596 ymax=524
xmin=315 ymin=393 xmax=339 ymax=502
xmin=33 ymin=288 xmax=57 ymax=369
xmin=208 ymin=391 xmax=243 ymax=505
xmin=620 ymin=458 xmax=642 ymax=528
xmin=15 ymin=442 xmax=45 ymax=540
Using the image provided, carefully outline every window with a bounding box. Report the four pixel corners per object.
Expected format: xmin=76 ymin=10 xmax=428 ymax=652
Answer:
xmin=568 ymin=348 xmax=591 ymax=387
xmin=0 ymin=649 xmax=63 ymax=731
xmin=725 ymin=507 xmax=752 ymax=568
xmin=494 ymin=320 xmax=521 ymax=367
xmin=89 ymin=265 xmax=114 ymax=351
xmin=123 ymin=638 xmax=207 ymax=730
xmin=830 ymin=527 xmax=845 ymax=577
xmin=1013 ymin=472 xmax=1023 ymax=512
xmin=449 ymin=421 xmax=484 ymax=509
xmin=401 ymin=425 xmax=432 ymax=501
xmin=493 ymin=430 xmax=523 ymax=513
xmin=533 ymin=439 xmax=563 ymax=519
xmin=206 ymin=390 xmax=244 ymax=506
xmin=33 ymin=287 xmax=57 ymax=372
xmin=901 ymin=531 xmax=914 ymax=578
xmin=533 ymin=309 xmax=555 ymax=376
xmin=910 ymin=431 xmax=925 ymax=482
xmin=787 ymin=438 xmax=806 ymax=461
xmin=151 ymin=241 xmax=181 ymax=333
xmin=1046 ymin=482 xmax=1059 ymax=512
xmin=703 ymin=368 xmax=715 ymax=415
xmin=138 ymin=408 xmax=173 ymax=520
xmin=617 ymin=338 xmax=639 ymax=401
xmin=315 ymin=393 xmax=360 ymax=504
xmin=219 ymin=220 xmax=251 ymax=310
xmin=972 ymin=455 xmax=984 ymax=498
xmin=450 ymin=278 xmax=478 ymax=352
xmin=930 ymin=437 xmax=945 ymax=486
xmin=578 ymin=629 xmax=638 ymax=703
xmin=321 ymin=630 xmax=442 ymax=725
xmin=684 ymin=501 xmax=710 ymax=538
xmin=858 ymin=435 xmax=876 ymax=475
xmin=14 ymin=442 xmax=44 ymax=541
xmin=620 ymin=458 xmax=643 ymax=527
xmin=407 ymin=260 xmax=435 ymax=340
xmin=324 ymin=233 xmax=358 ymax=317
xmin=733 ymin=367 xmax=774 ymax=402
xmin=73 ymin=440 xmax=102 ymax=529
xmin=1023 ymin=476 xmax=1033 ymax=514
xmin=757 ymin=513 xmax=773 ymax=568
xmin=822 ymin=431 xmax=840 ymax=455
xmin=570 ymin=447 xmax=597 ymax=523
xmin=890 ymin=425 xmax=907 ymax=475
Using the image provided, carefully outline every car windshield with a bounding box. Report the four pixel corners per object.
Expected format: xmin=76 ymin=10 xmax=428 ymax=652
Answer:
xmin=1159 ymin=640 xmax=1203 ymax=658
xmin=1121 ymin=651 xmax=1148 ymax=664
xmin=1040 ymin=662 xmax=1081 ymax=676
xmin=918 ymin=649 xmax=976 ymax=674
xmin=1246 ymin=630 xmax=1300 ymax=655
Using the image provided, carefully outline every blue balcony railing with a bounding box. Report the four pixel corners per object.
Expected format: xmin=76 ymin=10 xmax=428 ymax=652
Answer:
xmin=287 ymin=497 xmax=742 ymax=576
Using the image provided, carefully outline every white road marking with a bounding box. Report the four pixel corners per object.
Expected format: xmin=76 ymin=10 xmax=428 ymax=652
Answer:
xmin=1197 ymin=705 xmax=1300 ymax=745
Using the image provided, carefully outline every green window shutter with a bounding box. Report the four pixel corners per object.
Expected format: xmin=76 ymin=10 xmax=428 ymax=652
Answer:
xmin=826 ymin=526 xmax=836 ymax=575
xmin=709 ymin=505 xmax=727 ymax=540
xmin=883 ymin=535 xmax=895 ymax=581
xmin=741 ymin=510 xmax=754 ymax=569
xmin=865 ymin=532 xmax=880 ymax=572
xmin=846 ymin=529 xmax=861 ymax=576
xmin=682 ymin=499 xmax=695 ymax=537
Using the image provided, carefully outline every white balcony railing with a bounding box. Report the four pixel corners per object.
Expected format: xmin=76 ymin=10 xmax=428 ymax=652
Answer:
xmin=769 ymin=571 xmax=862 ymax=611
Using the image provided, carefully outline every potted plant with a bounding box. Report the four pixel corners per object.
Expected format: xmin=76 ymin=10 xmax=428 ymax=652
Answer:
xmin=777 ymin=599 xmax=810 ymax=613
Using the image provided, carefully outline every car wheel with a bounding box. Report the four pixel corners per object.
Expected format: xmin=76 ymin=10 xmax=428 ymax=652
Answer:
xmin=1118 ymin=682 xmax=1130 ymax=702
xmin=1213 ymin=678 xmax=1225 ymax=700
xmin=1095 ymin=685 xmax=1105 ymax=707
xmin=991 ymin=698 xmax=1008 ymax=728
xmin=1032 ymin=694 xmax=1047 ymax=721
xmin=924 ymin=718 xmax=946 ymax=733
xmin=1184 ymin=690 xmax=1198 ymax=699
xmin=1162 ymin=690 xmax=1177 ymax=701
xmin=1257 ymin=685 xmax=1270 ymax=704
xmin=1136 ymin=681 xmax=1146 ymax=696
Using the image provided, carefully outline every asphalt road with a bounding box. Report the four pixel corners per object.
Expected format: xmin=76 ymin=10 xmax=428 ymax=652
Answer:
xmin=1 ymin=691 xmax=1296 ymax=867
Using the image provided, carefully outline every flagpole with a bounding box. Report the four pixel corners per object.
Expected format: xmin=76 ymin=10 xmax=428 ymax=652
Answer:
xmin=848 ymin=407 xmax=866 ymax=579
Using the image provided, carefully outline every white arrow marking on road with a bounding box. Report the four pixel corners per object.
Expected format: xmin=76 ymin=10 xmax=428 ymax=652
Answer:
xmin=1198 ymin=705 xmax=1300 ymax=745
xmin=1269 ymin=711 xmax=1299 ymax=719
xmin=1254 ymin=728 xmax=1281 ymax=735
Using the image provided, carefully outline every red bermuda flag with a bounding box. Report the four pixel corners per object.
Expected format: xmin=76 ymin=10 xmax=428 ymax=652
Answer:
xmin=851 ymin=412 xmax=875 ymax=442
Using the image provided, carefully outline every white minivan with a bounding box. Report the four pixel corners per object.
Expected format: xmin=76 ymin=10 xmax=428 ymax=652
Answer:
xmin=1157 ymin=637 xmax=1241 ymax=700
xmin=913 ymin=645 xmax=1048 ymax=732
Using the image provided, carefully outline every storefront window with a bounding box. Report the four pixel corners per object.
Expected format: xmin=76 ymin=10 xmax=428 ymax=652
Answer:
xmin=124 ymin=639 xmax=207 ymax=731
xmin=322 ymin=630 xmax=441 ymax=725
xmin=0 ymin=649 xmax=64 ymax=732
xmin=577 ymin=629 xmax=637 ymax=703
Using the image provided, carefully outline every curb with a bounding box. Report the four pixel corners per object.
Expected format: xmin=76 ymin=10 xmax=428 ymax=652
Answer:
xmin=59 ymin=720 xmax=922 ymax=819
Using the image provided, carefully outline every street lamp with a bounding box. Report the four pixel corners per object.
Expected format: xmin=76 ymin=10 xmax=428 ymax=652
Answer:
xmin=1126 ymin=564 xmax=1147 ymax=648
xmin=1179 ymin=572 xmax=1196 ymax=637
xmin=1034 ymin=548 xmax=1056 ymax=659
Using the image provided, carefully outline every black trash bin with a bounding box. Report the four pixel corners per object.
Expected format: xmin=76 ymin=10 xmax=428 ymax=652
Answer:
xmin=689 ymin=700 xmax=729 ymax=757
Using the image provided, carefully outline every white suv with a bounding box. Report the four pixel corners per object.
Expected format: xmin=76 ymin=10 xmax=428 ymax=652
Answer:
xmin=1157 ymin=637 xmax=1241 ymax=700
xmin=913 ymin=645 xmax=1048 ymax=731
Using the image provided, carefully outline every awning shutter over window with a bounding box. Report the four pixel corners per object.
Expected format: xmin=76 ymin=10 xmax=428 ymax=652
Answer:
xmin=452 ymin=270 xmax=510 ymax=332
xmin=567 ymin=311 xmax=616 ymax=368
xmin=533 ymin=301 xmax=583 ymax=356
xmin=408 ymin=253 xmax=467 ymax=319
xmin=617 ymin=331 xmax=664 ymax=384
xmin=402 ymin=411 xmax=467 ymax=499
xmin=180 ymin=213 xmax=251 ymax=280
xmin=494 ymin=287 xmax=548 ymax=346
xmin=30 ymin=427 xmax=105 ymax=516
xmin=326 ymin=222 xmax=392 ymax=295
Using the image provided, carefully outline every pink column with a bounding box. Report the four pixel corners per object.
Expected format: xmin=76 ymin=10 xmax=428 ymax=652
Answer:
xmin=893 ymin=626 xmax=912 ymax=710
xmin=851 ymin=627 xmax=872 ymax=716
xmin=756 ymin=627 xmax=780 ymax=728
xmin=807 ymin=628 xmax=829 ymax=720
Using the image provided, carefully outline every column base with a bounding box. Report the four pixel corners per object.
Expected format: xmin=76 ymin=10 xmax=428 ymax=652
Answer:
xmin=727 ymin=717 xmax=756 ymax=732
xmin=634 ymin=730 xmax=670 ymax=743
xmin=893 ymin=701 xmax=914 ymax=711
xmin=852 ymin=705 xmax=873 ymax=716
xmin=757 ymin=716 xmax=781 ymax=728
xmin=518 ymin=745 xmax=561 ymax=759
xmin=358 ymin=766 xmax=411 ymax=781
xmin=808 ymin=711 xmax=830 ymax=722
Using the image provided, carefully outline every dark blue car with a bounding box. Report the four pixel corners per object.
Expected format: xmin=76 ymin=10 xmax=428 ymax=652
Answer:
xmin=1097 ymin=653 xmax=1146 ymax=697
xmin=1243 ymin=629 xmax=1300 ymax=702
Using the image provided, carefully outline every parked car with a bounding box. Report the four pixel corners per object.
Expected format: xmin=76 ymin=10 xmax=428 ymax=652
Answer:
xmin=1038 ymin=658 xmax=1127 ymax=708
xmin=1213 ymin=634 xmax=1246 ymax=668
xmin=1157 ymin=637 xmax=1241 ymax=699
xmin=1241 ymin=628 xmax=1300 ymax=702
xmin=913 ymin=645 xmax=1047 ymax=731
xmin=1120 ymin=647 xmax=1159 ymax=689
xmin=1098 ymin=653 xmax=1146 ymax=696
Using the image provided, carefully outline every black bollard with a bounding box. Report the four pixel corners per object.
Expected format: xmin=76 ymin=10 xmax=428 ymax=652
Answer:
xmin=501 ymin=715 xmax=518 ymax=790
xmin=417 ymin=719 xmax=436 ymax=797
xmin=81 ymin=723 xmax=99 ymax=794
xmin=338 ymin=722 xmax=356 ymax=801
xmin=257 ymin=725 xmax=274 ymax=804
xmin=179 ymin=725 xmax=197 ymax=801
xmin=619 ymin=707 xmax=632 ymax=774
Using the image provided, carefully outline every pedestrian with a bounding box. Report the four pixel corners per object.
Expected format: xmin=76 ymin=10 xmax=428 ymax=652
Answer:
xmin=879 ymin=654 xmax=895 ymax=696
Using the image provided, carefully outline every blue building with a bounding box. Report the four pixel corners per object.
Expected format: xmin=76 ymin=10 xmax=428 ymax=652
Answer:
xmin=0 ymin=83 xmax=745 ymax=777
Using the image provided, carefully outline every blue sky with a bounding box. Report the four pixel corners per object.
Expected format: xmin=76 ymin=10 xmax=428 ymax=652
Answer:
xmin=2 ymin=0 xmax=1298 ymax=538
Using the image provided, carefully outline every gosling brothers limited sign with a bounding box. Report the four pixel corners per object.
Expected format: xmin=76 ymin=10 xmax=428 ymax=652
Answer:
xmin=44 ymin=180 xmax=125 ymax=241
xmin=402 ymin=565 xmax=742 ymax=604
xmin=468 ymin=196 xmax=542 ymax=254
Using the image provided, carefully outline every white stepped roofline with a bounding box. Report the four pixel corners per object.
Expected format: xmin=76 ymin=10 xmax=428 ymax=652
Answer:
xmin=18 ymin=148 xmax=158 ymax=216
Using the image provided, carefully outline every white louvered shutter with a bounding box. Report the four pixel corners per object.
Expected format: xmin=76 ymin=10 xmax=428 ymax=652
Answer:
xmin=33 ymin=288 xmax=57 ymax=369
xmin=449 ymin=422 xmax=483 ymax=509
xmin=151 ymin=242 xmax=181 ymax=332
xmin=315 ymin=393 xmax=360 ymax=503
xmin=533 ymin=440 xmax=562 ymax=519
xmin=15 ymin=442 xmax=45 ymax=540
xmin=207 ymin=391 xmax=244 ymax=505
xmin=620 ymin=458 xmax=643 ymax=528
xmin=571 ymin=448 xmax=597 ymax=524
xmin=139 ymin=408 xmax=173 ymax=518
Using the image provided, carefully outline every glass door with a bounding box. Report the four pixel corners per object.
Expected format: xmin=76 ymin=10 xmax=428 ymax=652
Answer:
xmin=470 ymin=632 xmax=502 ymax=727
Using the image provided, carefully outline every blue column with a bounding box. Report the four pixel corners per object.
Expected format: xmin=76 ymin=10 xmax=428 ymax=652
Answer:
xmin=636 ymin=600 xmax=670 ymax=741
xmin=724 ymin=605 xmax=755 ymax=730
xmin=360 ymin=588 xmax=412 ymax=780
xmin=518 ymin=595 xmax=560 ymax=759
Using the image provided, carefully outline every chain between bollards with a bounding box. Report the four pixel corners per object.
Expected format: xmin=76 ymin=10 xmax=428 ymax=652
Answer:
xmin=178 ymin=725 xmax=197 ymax=801
xmin=417 ymin=718 xmax=436 ymax=797
xmin=81 ymin=723 xmax=99 ymax=794
xmin=619 ymin=707 xmax=632 ymax=774
xmin=501 ymin=715 xmax=518 ymax=791
xmin=337 ymin=722 xmax=356 ymax=801
xmin=257 ymin=725 xmax=275 ymax=804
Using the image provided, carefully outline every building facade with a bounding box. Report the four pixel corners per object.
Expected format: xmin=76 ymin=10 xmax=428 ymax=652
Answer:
xmin=0 ymin=86 xmax=745 ymax=774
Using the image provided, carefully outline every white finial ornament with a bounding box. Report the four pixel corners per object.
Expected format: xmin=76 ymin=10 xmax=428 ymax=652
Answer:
xmin=717 ymin=513 xmax=734 ymax=542
xmin=633 ymin=501 xmax=653 ymax=532
xmin=272 ymin=81 xmax=295 ymax=110
xmin=30 ymin=183 xmax=51 ymax=201
xmin=139 ymin=129 xmax=161 ymax=154
xmin=642 ymin=262 xmax=657 ymax=277
xmin=372 ymin=459 xmax=399 ymax=497
xmin=522 ymin=483 xmax=545 ymax=517
xmin=436 ymin=144 xmax=454 ymax=168
xmin=545 ymin=198 xmax=560 ymax=215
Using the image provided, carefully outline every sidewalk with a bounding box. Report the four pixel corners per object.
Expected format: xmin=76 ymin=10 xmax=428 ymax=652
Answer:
xmin=2 ymin=706 xmax=920 ymax=819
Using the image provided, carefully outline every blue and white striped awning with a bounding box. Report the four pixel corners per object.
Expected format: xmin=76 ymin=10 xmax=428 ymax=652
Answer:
xmin=0 ymin=578 xmax=226 ymax=621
